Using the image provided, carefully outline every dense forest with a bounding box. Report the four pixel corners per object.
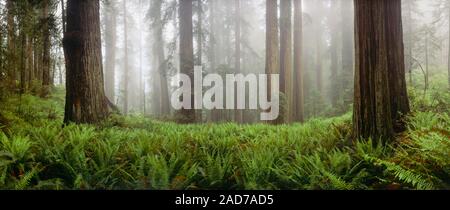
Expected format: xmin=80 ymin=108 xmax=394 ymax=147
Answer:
xmin=0 ymin=0 xmax=448 ymax=190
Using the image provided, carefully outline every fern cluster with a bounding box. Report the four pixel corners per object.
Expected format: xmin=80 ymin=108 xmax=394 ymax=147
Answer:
xmin=0 ymin=85 xmax=448 ymax=190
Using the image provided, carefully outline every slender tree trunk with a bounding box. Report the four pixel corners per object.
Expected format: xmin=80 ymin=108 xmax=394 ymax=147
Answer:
xmin=179 ymin=0 xmax=196 ymax=123
xmin=315 ymin=34 xmax=322 ymax=96
xmin=280 ymin=0 xmax=293 ymax=123
xmin=0 ymin=19 xmax=3 ymax=81
xmin=138 ymin=0 xmax=144 ymax=113
xmin=266 ymin=0 xmax=280 ymax=124
xmin=448 ymin=4 xmax=450 ymax=90
xmin=196 ymin=0 xmax=203 ymax=122
xmin=224 ymin=1 xmax=232 ymax=122
xmin=61 ymin=0 xmax=66 ymax=33
xmin=330 ymin=0 xmax=339 ymax=109
xmin=20 ymin=29 xmax=26 ymax=94
xmin=234 ymin=0 xmax=243 ymax=123
xmin=152 ymin=0 xmax=170 ymax=116
xmin=196 ymin=0 xmax=203 ymax=66
xmin=341 ymin=0 xmax=354 ymax=108
xmin=63 ymin=0 xmax=110 ymax=124
xmin=425 ymin=34 xmax=429 ymax=91
xmin=59 ymin=60 xmax=63 ymax=85
xmin=6 ymin=0 xmax=16 ymax=89
xmin=225 ymin=1 xmax=232 ymax=67
xmin=123 ymin=0 xmax=129 ymax=114
xmin=209 ymin=0 xmax=220 ymax=122
xmin=293 ymin=0 xmax=304 ymax=122
xmin=104 ymin=3 xmax=117 ymax=103
xmin=407 ymin=1 xmax=413 ymax=86
xmin=27 ymin=37 xmax=34 ymax=89
xmin=34 ymin=40 xmax=39 ymax=82
xmin=42 ymin=0 xmax=51 ymax=97
xmin=353 ymin=0 xmax=410 ymax=141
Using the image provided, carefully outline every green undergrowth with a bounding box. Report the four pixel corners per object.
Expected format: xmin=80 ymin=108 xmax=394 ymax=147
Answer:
xmin=0 ymin=86 xmax=448 ymax=190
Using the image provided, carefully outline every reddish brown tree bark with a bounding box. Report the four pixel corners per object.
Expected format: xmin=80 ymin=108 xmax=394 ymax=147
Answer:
xmin=353 ymin=0 xmax=410 ymax=141
xmin=280 ymin=0 xmax=293 ymax=123
xmin=265 ymin=0 xmax=280 ymax=124
xmin=63 ymin=0 xmax=110 ymax=124
xmin=179 ymin=0 xmax=196 ymax=123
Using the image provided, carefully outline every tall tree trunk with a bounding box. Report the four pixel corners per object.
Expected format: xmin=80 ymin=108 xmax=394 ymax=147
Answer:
xmin=425 ymin=34 xmax=429 ymax=91
xmin=63 ymin=0 xmax=110 ymax=124
xmin=314 ymin=3 xmax=323 ymax=98
xmin=19 ymin=29 xmax=26 ymax=94
xmin=341 ymin=0 xmax=354 ymax=108
xmin=196 ymin=0 xmax=203 ymax=66
xmin=448 ymin=3 xmax=450 ymax=90
xmin=280 ymin=0 xmax=293 ymax=123
xmin=138 ymin=0 xmax=144 ymax=114
xmin=27 ymin=37 xmax=34 ymax=89
xmin=58 ymin=57 xmax=63 ymax=85
xmin=293 ymin=0 xmax=304 ymax=122
xmin=329 ymin=0 xmax=339 ymax=109
xmin=406 ymin=1 xmax=413 ymax=86
xmin=196 ymin=0 xmax=203 ymax=122
xmin=34 ymin=40 xmax=40 ymax=82
xmin=224 ymin=1 xmax=232 ymax=122
xmin=225 ymin=1 xmax=232 ymax=67
xmin=152 ymin=0 xmax=170 ymax=116
xmin=61 ymin=0 xmax=66 ymax=33
xmin=234 ymin=0 xmax=243 ymax=123
xmin=265 ymin=0 xmax=280 ymax=124
xmin=42 ymin=0 xmax=51 ymax=97
xmin=385 ymin=1 xmax=410 ymax=130
xmin=6 ymin=0 xmax=16 ymax=89
xmin=179 ymin=0 xmax=196 ymax=123
xmin=104 ymin=2 xmax=117 ymax=103
xmin=123 ymin=0 xmax=129 ymax=114
xmin=0 ymin=18 xmax=3 ymax=82
xmin=353 ymin=0 xmax=410 ymax=141
xmin=209 ymin=0 xmax=220 ymax=122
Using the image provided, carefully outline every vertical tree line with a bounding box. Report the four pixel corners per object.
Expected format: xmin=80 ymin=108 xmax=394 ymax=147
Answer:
xmin=353 ymin=0 xmax=410 ymax=141
xmin=63 ymin=0 xmax=109 ymax=123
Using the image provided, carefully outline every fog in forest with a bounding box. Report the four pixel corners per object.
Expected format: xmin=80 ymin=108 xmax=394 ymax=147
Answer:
xmin=1 ymin=0 xmax=449 ymax=124
xmin=1 ymin=0 xmax=450 ymax=192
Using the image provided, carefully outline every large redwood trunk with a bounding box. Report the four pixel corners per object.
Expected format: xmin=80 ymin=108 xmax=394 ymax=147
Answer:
xmin=63 ymin=0 xmax=109 ymax=124
xmin=385 ymin=1 xmax=410 ymax=130
xmin=353 ymin=0 xmax=410 ymax=141
xmin=179 ymin=0 xmax=196 ymax=123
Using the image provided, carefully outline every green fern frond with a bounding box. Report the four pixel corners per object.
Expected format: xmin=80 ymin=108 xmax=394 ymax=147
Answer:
xmin=15 ymin=167 xmax=40 ymax=190
xmin=365 ymin=155 xmax=435 ymax=190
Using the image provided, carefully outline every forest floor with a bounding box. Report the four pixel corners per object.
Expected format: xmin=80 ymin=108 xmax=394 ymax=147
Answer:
xmin=0 ymin=80 xmax=449 ymax=190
